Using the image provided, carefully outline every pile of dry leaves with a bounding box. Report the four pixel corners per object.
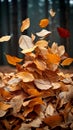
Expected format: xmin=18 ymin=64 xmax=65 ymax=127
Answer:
xmin=0 ymin=9 xmax=73 ymax=130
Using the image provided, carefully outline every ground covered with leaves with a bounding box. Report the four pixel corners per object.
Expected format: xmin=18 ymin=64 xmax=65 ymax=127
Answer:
xmin=0 ymin=9 xmax=73 ymax=130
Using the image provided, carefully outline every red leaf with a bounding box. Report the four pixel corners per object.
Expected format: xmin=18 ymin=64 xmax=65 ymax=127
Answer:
xmin=57 ymin=27 xmax=70 ymax=38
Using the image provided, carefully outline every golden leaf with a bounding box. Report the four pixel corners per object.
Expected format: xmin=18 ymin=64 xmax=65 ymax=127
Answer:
xmin=0 ymin=102 xmax=11 ymax=111
xmin=46 ymin=53 xmax=61 ymax=64
xmin=61 ymin=58 xmax=73 ymax=66
xmin=5 ymin=54 xmax=23 ymax=66
xmin=34 ymin=59 xmax=47 ymax=71
xmin=39 ymin=18 xmax=49 ymax=28
xmin=0 ymin=35 xmax=11 ymax=42
xmin=16 ymin=71 xmax=34 ymax=82
xmin=20 ymin=18 xmax=30 ymax=32
xmin=35 ymin=40 xmax=48 ymax=48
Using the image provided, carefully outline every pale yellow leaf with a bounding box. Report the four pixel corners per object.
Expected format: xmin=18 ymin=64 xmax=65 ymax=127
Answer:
xmin=20 ymin=18 xmax=30 ymax=32
xmin=0 ymin=35 xmax=11 ymax=42
xmin=36 ymin=29 xmax=51 ymax=37
xmin=16 ymin=71 xmax=34 ymax=82
xmin=34 ymin=79 xmax=52 ymax=90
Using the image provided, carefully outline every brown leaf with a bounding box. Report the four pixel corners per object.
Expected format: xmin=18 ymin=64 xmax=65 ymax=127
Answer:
xmin=0 ymin=102 xmax=11 ymax=111
xmin=20 ymin=18 xmax=30 ymax=32
xmin=28 ymin=97 xmax=44 ymax=107
xmin=5 ymin=54 xmax=23 ymax=66
xmin=43 ymin=114 xmax=63 ymax=128
xmin=34 ymin=59 xmax=47 ymax=71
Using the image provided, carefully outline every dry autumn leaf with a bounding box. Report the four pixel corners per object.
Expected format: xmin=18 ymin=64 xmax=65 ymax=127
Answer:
xmin=20 ymin=18 xmax=30 ymax=32
xmin=36 ymin=29 xmax=51 ymax=37
xmin=46 ymin=53 xmax=61 ymax=64
xmin=5 ymin=54 xmax=23 ymax=66
xmin=49 ymin=9 xmax=56 ymax=17
xmin=19 ymin=35 xmax=34 ymax=50
xmin=34 ymin=79 xmax=52 ymax=90
xmin=16 ymin=71 xmax=34 ymax=82
xmin=39 ymin=18 xmax=49 ymax=28
xmin=0 ymin=35 xmax=11 ymax=42
xmin=61 ymin=58 xmax=73 ymax=66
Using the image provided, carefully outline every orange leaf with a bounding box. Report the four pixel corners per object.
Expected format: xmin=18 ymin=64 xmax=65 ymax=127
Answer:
xmin=43 ymin=114 xmax=63 ymax=128
xmin=39 ymin=18 xmax=49 ymax=28
xmin=20 ymin=18 xmax=30 ymax=32
xmin=5 ymin=54 xmax=23 ymax=66
xmin=61 ymin=58 xmax=73 ymax=66
xmin=46 ymin=53 xmax=61 ymax=64
xmin=28 ymin=97 xmax=44 ymax=107
xmin=0 ymin=102 xmax=11 ymax=111
xmin=27 ymin=88 xmax=41 ymax=96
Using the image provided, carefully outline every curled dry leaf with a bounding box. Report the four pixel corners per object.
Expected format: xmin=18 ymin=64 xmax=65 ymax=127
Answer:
xmin=35 ymin=40 xmax=48 ymax=48
xmin=0 ymin=35 xmax=11 ymax=42
xmin=34 ymin=59 xmax=47 ymax=71
xmin=19 ymin=35 xmax=34 ymax=50
xmin=46 ymin=53 xmax=61 ymax=64
xmin=20 ymin=18 xmax=30 ymax=32
xmin=61 ymin=58 xmax=73 ymax=66
xmin=51 ymin=42 xmax=65 ymax=56
xmin=45 ymin=103 xmax=55 ymax=116
xmin=10 ymin=95 xmax=24 ymax=114
xmin=36 ymin=29 xmax=51 ymax=37
xmin=34 ymin=79 xmax=52 ymax=90
xmin=49 ymin=9 xmax=56 ymax=17
xmin=5 ymin=54 xmax=23 ymax=66
xmin=39 ymin=18 xmax=49 ymax=28
xmin=0 ymin=102 xmax=11 ymax=111
xmin=0 ymin=110 xmax=7 ymax=117
xmin=16 ymin=71 xmax=34 ymax=82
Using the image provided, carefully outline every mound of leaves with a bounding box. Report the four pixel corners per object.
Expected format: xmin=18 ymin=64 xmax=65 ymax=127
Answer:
xmin=0 ymin=9 xmax=73 ymax=130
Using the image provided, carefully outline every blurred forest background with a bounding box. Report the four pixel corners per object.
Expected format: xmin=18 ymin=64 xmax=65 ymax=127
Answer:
xmin=0 ymin=0 xmax=73 ymax=65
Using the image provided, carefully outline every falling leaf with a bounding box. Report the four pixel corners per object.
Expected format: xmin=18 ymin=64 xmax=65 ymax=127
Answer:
xmin=39 ymin=18 xmax=49 ymax=28
xmin=36 ymin=29 xmax=51 ymax=37
xmin=19 ymin=35 xmax=34 ymax=50
xmin=5 ymin=54 xmax=23 ymax=66
xmin=57 ymin=27 xmax=70 ymax=38
xmin=61 ymin=58 xmax=73 ymax=66
xmin=21 ymin=45 xmax=37 ymax=54
xmin=31 ymin=33 xmax=36 ymax=41
xmin=20 ymin=18 xmax=30 ymax=32
xmin=34 ymin=79 xmax=52 ymax=90
xmin=16 ymin=71 xmax=34 ymax=82
xmin=0 ymin=35 xmax=11 ymax=42
xmin=49 ymin=9 xmax=56 ymax=17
